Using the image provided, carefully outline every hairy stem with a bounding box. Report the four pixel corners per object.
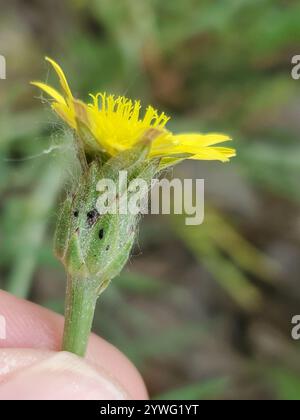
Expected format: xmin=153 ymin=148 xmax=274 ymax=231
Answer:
xmin=62 ymin=275 xmax=97 ymax=357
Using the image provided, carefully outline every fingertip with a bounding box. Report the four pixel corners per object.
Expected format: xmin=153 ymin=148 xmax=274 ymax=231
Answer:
xmin=0 ymin=290 xmax=148 ymax=399
xmin=0 ymin=350 xmax=129 ymax=400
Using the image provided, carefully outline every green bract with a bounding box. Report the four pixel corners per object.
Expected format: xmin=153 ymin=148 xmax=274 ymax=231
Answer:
xmin=54 ymin=142 xmax=159 ymax=355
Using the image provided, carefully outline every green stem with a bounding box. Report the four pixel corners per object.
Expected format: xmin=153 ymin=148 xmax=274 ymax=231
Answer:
xmin=62 ymin=275 xmax=97 ymax=357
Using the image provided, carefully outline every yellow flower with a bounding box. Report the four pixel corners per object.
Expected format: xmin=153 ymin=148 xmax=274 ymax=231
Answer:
xmin=31 ymin=57 xmax=235 ymax=165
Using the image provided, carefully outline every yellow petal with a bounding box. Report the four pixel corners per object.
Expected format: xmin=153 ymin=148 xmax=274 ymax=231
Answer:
xmin=73 ymin=99 xmax=90 ymax=127
xmin=172 ymin=133 xmax=232 ymax=147
xmin=30 ymin=81 xmax=66 ymax=105
xmin=151 ymin=131 xmax=235 ymax=162
xmin=52 ymin=102 xmax=76 ymax=129
xmin=191 ymin=147 xmax=236 ymax=162
xmin=45 ymin=57 xmax=73 ymax=100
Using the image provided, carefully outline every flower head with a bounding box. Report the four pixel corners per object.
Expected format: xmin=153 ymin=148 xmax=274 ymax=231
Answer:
xmin=31 ymin=58 xmax=235 ymax=165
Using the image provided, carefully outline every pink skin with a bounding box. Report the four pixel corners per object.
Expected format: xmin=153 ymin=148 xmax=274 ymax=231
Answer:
xmin=0 ymin=290 xmax=148 ymax=400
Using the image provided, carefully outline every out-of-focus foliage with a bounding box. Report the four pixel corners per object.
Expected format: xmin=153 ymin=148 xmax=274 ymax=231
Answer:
xmin=1 ymin=0 xmax=300 ymax=400
xmin=156 ymin=377 xmax=229 ymax=400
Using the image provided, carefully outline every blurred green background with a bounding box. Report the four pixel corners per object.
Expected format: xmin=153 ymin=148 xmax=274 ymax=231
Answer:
xmin=1 ymin=0 xmax=300 ymax=400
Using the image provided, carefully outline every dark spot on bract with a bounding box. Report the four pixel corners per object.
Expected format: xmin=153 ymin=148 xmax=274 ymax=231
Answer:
xmin=106 ymin=245 xmax=110 ymax=251
xmin=87 ymin=209 xmax=99 ymax=227
xmin=99 ymin=228 xmax=104 ymax=240
xmin=73 ymin=210 xmax=79 ymax=217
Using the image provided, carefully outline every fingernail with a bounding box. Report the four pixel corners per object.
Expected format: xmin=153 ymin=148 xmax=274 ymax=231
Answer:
xmin=0 ymin=351 xmax=129 ymax=400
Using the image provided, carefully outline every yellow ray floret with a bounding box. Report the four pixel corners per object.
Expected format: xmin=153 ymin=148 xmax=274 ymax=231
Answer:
xmin=31 ymin=58 xmax=236 ymax=163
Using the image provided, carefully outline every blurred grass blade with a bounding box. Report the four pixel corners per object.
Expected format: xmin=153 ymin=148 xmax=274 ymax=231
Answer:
xmin=155 ymin=377 xmax=229 ymax=400
xmin=6 ymin=159 xmax=65 ymax=298
xmin=205 ymin=206 xmax=280 ymax=282
xmin=171 ymin=213 xmax=262 ymax=311
xmin=269 ymin=368 xmax=300 ymax=401
xmin=114 ymin=271 xmax=164 ymax=295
